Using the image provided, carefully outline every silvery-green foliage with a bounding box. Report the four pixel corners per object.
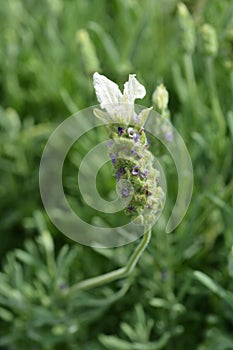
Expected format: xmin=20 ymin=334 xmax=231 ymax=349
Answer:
xmin=99 ymin=304 xmax=174 ymax=350
xmin=0 ymin=212 xmax=128 ymax=349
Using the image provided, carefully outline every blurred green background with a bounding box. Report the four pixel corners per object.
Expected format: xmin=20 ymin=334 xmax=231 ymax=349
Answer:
xmin=0 ymin=0 xmax=233 ymax=349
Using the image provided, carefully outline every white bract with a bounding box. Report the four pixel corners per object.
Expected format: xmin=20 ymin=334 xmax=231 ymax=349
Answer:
xmin=93 ymin=72 xmax=152 ymax=126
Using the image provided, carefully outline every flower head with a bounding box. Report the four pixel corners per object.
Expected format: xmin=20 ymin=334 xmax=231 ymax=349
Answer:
xmin=93 ymin=73 xmax=165 ymax=226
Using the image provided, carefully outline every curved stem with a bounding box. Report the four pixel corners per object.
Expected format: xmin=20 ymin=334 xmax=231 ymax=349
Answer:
xmin=126 ymin=225 xmax=151 ymax=274
xmin=70 ymin=226 xmax=151 ymax=294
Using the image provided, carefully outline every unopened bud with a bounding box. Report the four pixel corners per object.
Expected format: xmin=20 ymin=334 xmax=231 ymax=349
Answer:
xmin=152 ymin=84 xmax=169 ymax=112
xmin=177 ymin=2 xmax=196 ymax=53
xmin=225 ymin=22 xmax=233 ymax=41
xmin=76 ymin=29 xmax=100 ymax=74
xmin=224 ymin=60 xmax=233 ymax=71
xmin=200 ymin=24 xmax=218 ymax=57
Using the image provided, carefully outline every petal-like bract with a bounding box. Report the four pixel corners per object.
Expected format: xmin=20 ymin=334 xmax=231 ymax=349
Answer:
xmin=123 ymin=74 xmax=146 ymax=103
xmin=93 ymin=72 xmax=148 ymax=126
xmin=93 ymin=72 xmax=122 ymax=109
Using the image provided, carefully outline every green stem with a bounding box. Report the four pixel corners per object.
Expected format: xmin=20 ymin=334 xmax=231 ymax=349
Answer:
xmin=183 ymin=53 xmax=199 ymax=119
xmin=231 ymin=71 xmax=233 ymax=97
xmin=70 ymin=226 xmax=151 ymax=294
xmin=205 ymin=56 xmax=226 ymax=136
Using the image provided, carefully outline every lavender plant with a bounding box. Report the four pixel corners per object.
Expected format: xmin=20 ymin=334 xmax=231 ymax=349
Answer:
xmin=0 ymin=0 xmax=232 ymax=348
xmin=71 ymin=73 xmax=165 ymax=292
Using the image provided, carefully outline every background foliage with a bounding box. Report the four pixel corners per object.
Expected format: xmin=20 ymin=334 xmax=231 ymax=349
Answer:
xmin=0 ymin=0 xmax=233 ymax=349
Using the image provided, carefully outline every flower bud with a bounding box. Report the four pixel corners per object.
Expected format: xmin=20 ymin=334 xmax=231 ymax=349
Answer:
xmin=199 ymin=24 xmax=218 ymax=57
xmin=177 ymin=2 xmax=196 ymax=53
xmin=76 ymin=29 xmax=100 ymax=74
xmin=152 ymin=84 xmax=169 ymax=112
xmin=225 ymin=24 xmax=233 ymax=41
xmin=224 ymin=60 xmax=233 ymax=71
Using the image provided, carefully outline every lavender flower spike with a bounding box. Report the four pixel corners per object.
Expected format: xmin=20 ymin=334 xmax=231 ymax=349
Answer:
xmin=93 ymin=72 xmax=165 ymax=225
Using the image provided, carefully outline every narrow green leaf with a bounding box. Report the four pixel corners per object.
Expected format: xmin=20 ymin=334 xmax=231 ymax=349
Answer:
xmin=88 ymin=22 xmax=120 ymax=70
xmin=99 ymin=335 xmax=132 ymax=350
xmin=0 ymin=307 xmax=13 ymax=322
xmin=194 ymin=271 xmax=227 ymax=299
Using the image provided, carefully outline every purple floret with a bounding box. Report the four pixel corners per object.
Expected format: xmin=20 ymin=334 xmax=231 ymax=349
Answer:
xmin=127 ymin=205 xmax=135 ymax=213
xmin=142 ymin=186 xmax=152 ymax=196
xmin=132 ymin=165 xmax=140 ymax=175
xmin=116 ymin=167 xmax=125 ymax=181
xmin=121 ymin=187 xmax=129 ymax=197
xmin=128 ymin=127 xmax=136 ymax=138
xmin=140 ymin=169 xmax=149 ymax=179
xmin=110 ymin=153 xmax=116 ymax=165
xmin=107 ymin=140 xmax=113 ymax=147
xmin=118 ymin=126 xmax=125 ymax=136
xmin=133 ymin=134 xmax=140 ymax=145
